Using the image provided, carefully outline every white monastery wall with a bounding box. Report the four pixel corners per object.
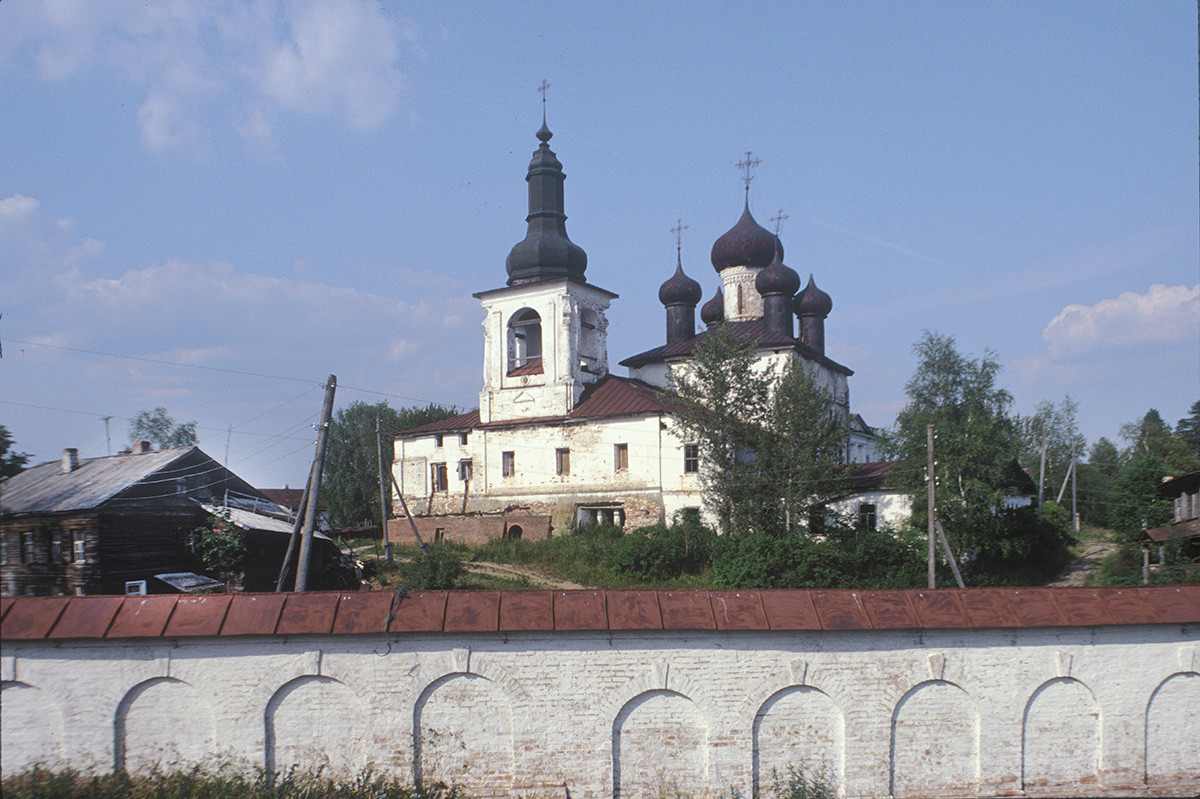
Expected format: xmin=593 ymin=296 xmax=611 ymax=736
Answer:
xmin=4 ymin=620 xmax=1198 ymax=797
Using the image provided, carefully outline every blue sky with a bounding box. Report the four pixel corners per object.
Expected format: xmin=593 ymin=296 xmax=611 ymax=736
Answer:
xmin=2 ymin=1 xmax=1197 ymax=489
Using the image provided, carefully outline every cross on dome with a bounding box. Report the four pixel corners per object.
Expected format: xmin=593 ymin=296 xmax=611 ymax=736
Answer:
xmin=737 ymin=151 xmax=762 ymax=194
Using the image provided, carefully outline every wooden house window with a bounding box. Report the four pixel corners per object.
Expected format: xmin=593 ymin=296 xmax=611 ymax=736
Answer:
xmin=73 ymin=532 xmax=86 ymax=563
xmin=614 ymin=443 xmax=628 ymax=472
xmin=684 ymin=444 xmax=700 ymax=473
xmin=556 ymin=448 xmax=570 ymax=476
xmin=459 ymin=432 xmax=469 ymax=446
xmin=434 ymin=434 xmax=444 ymax=448
xmin=858 ymin=503 xmax=877 ymax=531
xmin=458 ymin=459 xmax=473 ymax=481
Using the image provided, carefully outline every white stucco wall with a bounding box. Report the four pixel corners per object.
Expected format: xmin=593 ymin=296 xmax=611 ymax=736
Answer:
xmin=3 ymin=623 xmax=1198 ymax=797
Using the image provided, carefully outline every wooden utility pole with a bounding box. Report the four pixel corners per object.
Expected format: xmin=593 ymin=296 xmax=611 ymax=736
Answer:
xmin=295 ymin=375 xmax=336 ymax=591
xmin=389 ymin=470 xmax=431 ymax=556
xmin=927 ymin=424 xmax=936 ymax=589
xmin=275 ymin=470 xmax=312 ymax=592
xmin=1037 ymin=428 xmax=1048 ymax=519
xmin=377 ymin=416 xmax=393 ymax=563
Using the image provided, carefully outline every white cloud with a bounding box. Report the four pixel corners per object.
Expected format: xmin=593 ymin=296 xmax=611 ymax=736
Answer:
xmin=1042 ymin=284 xmax=1200 ymax=358
xmin=0 ymin=193 xmax=39 ymax=219
xmin=8 ymin=1 xmax=416 ymax=154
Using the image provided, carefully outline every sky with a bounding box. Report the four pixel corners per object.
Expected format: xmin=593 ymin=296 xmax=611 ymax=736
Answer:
xmin=2 ymin=1 xmax=1197 ymax=490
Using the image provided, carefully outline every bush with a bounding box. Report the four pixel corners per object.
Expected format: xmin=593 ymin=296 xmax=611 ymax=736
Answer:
xmin=398 ymin=545 xmax=464 ymax=590
xmin=964 ymin=504 xmax=1074 ymax=586
xmin=605 ymin=520 xmax=714 ymax=582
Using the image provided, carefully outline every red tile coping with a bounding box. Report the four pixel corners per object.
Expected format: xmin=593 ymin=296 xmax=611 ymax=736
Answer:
xmin=2 ymin=587 xmax=1198 ymax=641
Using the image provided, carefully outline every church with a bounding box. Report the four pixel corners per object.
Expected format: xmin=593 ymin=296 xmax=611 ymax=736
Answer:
xmin=387 ymin=118 xmax=882 ymax=546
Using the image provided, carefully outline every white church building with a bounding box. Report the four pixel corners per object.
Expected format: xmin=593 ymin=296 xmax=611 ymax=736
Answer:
xmin=388 ymin=120 xmax=882 ymax=545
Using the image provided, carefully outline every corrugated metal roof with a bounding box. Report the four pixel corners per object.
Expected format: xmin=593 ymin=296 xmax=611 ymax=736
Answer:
xmin=571 ymin=376 xmax=671 ymax=418
xmin=0 ymin=447 xmax=200 ymax=514
xmin=4 ymin=586 xmax=1196 ymax=640
xmin=399 ymin=410 xmax=481 ymax=436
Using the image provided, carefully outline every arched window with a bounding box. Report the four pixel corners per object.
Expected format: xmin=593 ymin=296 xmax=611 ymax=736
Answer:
xmin=507 ymin=308 xmax=543 ymax=374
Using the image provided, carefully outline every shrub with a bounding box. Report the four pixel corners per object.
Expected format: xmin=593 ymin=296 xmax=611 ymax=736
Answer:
xmin=398 ymin=545 xmax=464 ymax=590
xmin=605 ymin=520 xmax=714 ymax=582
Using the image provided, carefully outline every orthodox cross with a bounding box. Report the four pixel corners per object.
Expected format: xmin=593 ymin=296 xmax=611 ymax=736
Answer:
xmin=737 ymin=151 xmax=761 ymax=193
xmin=770 ymin=209 xmax=789 ymax=236
xmin=538 ymin=80 xmax=551 ymax=114
xmin=671 ymin=219 xmax=689 ymax=255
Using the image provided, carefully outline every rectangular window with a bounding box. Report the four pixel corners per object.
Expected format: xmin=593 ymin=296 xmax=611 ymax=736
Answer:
xmin=858 ymin=502 xmax=877 ymax=531
xmin=458 ymin=459 xmax=473 ymax=481
xmin=21 ymin=531 xmax=34 ymax=564
xmin=73 ymin=532 xmax=86 ymax=563
xmin=459 ymin=432 xmax=469 ymax=446
xmin=434 ymin=528 xmax=445 ymax=542
xmin=614 ymin=443 xmax=628 ymax=472
xmin=556 ymin=448 xmax=570 ymax=476
xmin=51 ymin=531 xmax=63 ymax=563
xmin=684 ymin=443 xmax=700 ymax=473
xmin=431 ymin=463 xmax=448 ymax=492
xmin=125 ymin=580 xmax=147 ymax=596
xmin=502 ymin=451 xmax=515 ymax=478
xmin=0 ymin=535 xmax=7 ymax=565
xmin=434 ymin=434 xmax=444 ymax=447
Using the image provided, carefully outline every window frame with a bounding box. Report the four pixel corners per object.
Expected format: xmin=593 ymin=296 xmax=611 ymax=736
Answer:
xmin=683 ymin=443 xmax=700 ymax=474
xmin=502 ymin=450 xmax=515 ymax=478
xmin=556 ymin=447 xmax=571 ymax=476
xmin=614 ymin=443 xmax=629 ymax=472
xmin=431 ymin=462 xmax=448 ymax=492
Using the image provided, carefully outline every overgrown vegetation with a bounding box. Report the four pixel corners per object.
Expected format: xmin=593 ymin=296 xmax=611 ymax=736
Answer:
xmin=189 ymin=507 xmax=247 ymax=591
xmin=128 ymin=408 xmax=197 ymax=450
xmin=1 ymin=764 xmax=462 ymax=799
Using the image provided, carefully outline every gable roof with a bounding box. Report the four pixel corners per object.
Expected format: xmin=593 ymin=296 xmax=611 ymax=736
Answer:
xmin=0 ymin=447 xmax=265 ymax=515
xmin=619 ymin=319 xmax=853 ymax=376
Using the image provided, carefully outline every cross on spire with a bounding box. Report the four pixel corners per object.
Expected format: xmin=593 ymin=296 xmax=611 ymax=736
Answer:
xmin=737 ymin=151 xmax=762 ymax=194
xmin=671 ymin=218 xmax=689 ymax=265
xmin=770 ymin=209 xmax=789 ymax=236
xmin=538 ymin=80 xmax=551 ymax=120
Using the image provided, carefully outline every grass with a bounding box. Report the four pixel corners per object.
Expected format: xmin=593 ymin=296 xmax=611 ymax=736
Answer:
xmin=1 ymin=764 xmax=461 ymax=799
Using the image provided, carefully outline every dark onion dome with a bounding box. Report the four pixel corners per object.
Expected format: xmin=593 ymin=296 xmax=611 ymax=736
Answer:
xmin=754 ymin=245 xmax=801 ymax=297
xmin=710 ymin=201 xmax=780 ymax=272
xmin=659 ymin=262 xmax=703 ymax=307
xmin=700 ymin=286 xmax=725 ymax=326
xmin=505 ymin=123 xmax=588 ymax=285
xmin=795 ymin=274 xmax=833 ymax=317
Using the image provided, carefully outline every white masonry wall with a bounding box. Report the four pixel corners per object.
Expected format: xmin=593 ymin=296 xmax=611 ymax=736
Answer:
xmin=3 ymin=625 xmax=1199 ymax=798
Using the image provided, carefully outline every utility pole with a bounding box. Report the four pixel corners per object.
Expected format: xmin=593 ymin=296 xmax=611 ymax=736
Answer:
xmin=1071 ymin=449 xmax=1079 ymax=533
xmin=295 ymin=375 xmax=336 ymax=592
xmin=927 ymin=424 xmax=936 ymax=589
xmin=1037 ymin=428 xmax=1048 ymax=519
xmin=377 ymin=416 xmax=393 ymax=563
xmin=101 ymin=416 xmax=112 ymax=455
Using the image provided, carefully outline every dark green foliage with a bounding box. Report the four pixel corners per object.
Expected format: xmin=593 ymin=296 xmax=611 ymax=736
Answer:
xmin=605 ymin=519 xmax=715 ymax=582
xmin=128 ymin=408 xmax=197 ymax=450
xmin=397 ymin=544 xmax=464 ymax=590
xmin=1177 ymin=400 xmax=1200 ymax=461
xmin=1017 ymin=395 xmax=1087 ymax=502
xmin=1107 ymin=456 xmax=1172 ymax=542
xmin=962 ymin=504 xmax=1075 ymax=586
xmin=769 ymin=764 xmax=838 ymax=799
xmin=0 ymin=424 xmax=30 ymax=478
xmin=711 ymin=526 xmax=928 ymax=590
xmin=1119 ymin=409 xmax=1197 ymax=475
xmin=666 ymin=324 xmax=849 ymax=537
xmin=322 ymin=401 xmax=458 ymax=529
xmin=189 ymin=507 xmax=247 ymax=589
xmin=2 ymin=764 xmax=461 ymax=799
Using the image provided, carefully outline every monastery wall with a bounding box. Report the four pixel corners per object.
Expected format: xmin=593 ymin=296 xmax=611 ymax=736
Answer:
xmin=3 ymin=588 xmax=1199 ymax=798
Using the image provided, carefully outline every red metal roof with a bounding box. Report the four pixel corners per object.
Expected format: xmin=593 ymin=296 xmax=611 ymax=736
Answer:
xmin=397 ymin=410 xmax=481 ymax=437
xmin=4 ymin=587 xmax=1197 ymax=641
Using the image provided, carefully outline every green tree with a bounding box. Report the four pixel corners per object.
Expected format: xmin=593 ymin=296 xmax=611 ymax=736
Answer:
xmin=1075 ymin=437 xmax=1121 ymax=526
xmin=884 ymin=332 xmax=1035 ymax=571
xmin=1175 ymin=400 xmax=1200 ymax=461
xmin=189 ymin=507 xmax=246 ymax=591
xmin=0 ymin=425 xmax=31 ymax=478
xmin=1107 ymin=455 xmax=1172 ymax=541
xmin=665 ymin=324 xmax=849 ymax=537
xmin=322 ymin=400 xmax=458 ymax=529
xmin=128 ymin=407 xmax=198 ymax=450
xmin=1119 ymin=409 xmax=1195 ymax=474
xmin=1017 ymin=395 xmax=1087 ymax=502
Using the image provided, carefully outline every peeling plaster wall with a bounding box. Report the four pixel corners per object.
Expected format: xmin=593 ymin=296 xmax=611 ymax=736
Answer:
xmin=3 ymin=626 xmax=1199 ymax=797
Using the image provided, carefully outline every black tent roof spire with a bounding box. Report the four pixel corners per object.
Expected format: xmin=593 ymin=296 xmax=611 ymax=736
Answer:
xmin=506 ymin=81 xmax=588 ymax=286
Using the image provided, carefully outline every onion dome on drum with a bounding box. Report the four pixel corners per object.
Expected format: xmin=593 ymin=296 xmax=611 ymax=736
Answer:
xmin=795 ymin=274 xmax=833 ymax=317
xmin=659 ymin=263 xmax=703 ymax=307
xmin=754 ymin=245 xmax=801 ymax=297
xmin=700 ymin=286 xmax=725 ymax=328
xmin=505 ymin=121 xmax=588 ymax=286
xmin=710 ymin=201 xmax=779 ymax=272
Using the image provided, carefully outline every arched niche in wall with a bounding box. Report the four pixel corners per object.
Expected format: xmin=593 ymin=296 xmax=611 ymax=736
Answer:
xmin=612 ymin=689 xmax=707 ymax=799
xmin=752 ymin=685 xmax=843 ymax=798
xmin=1145 ymin=671 xmax=1200 ymax=786
xmin=265 ymin=675 xmax=366 ymax=777
xmin=2 ymin=681 xmax=65 ymax=774
xmin=507 ymin=308 xmax=543 ymax=374
xmin=115 ymin=677 xmax=214 ymax=774
xmin=1021 ymin=677 xmax=1100 ymax=793
xmin=890 ymin=680 xmax=979 ymax=798
xmin=413 ymin=672 xmax=514 ymax=795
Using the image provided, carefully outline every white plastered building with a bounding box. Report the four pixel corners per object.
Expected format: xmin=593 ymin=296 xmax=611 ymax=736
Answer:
xmin=390 ymin=121 xmax=880 ymax=542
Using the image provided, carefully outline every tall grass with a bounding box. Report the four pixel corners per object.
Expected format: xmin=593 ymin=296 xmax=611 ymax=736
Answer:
xmin=2 ymin=764 xmax=461 ymax=799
